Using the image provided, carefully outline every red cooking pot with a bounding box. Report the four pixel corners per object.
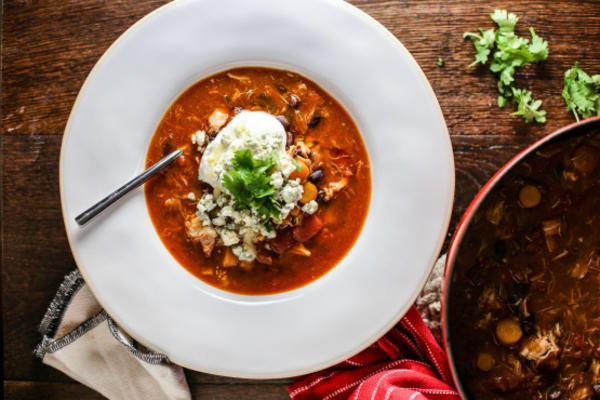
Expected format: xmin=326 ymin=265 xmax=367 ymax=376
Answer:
xmin=441 ymin=116 xmax=600 ymax=398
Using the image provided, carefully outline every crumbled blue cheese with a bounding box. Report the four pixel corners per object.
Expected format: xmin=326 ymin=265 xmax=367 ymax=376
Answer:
xmin=216 ymin=193 xmax=228 ymax=207
xmin=187 ymin=192 xmax=196 ymax=201
xmin=259 ymin=225 xmax=277 ymax=239
xmin=270 ymin=172 xmax=284 ymax=189
xmin=194 ymin=168 xmax=305 ymax=242
xmin=191 ymin=130 xmax=207 ymax=152
xmin=194 ymin=191 xmax=278 ymax=261
xmin=196 ymin=193 xmax=217 ymax=214
xmin=194 ymin=176 xmax=306 ymax=260
xmin=218 ymin=228 xmax=240 ymax=246
xmin=232 ymin=241 xmax=256 ymax=262
xmin=279 ymin=179 xmax=304 ymax=204
xmin=280 ymin=157 xmax=296 ymax=178
xmin=301 ymin=200 xmax=318 ymax=215
xmin=197 ymin=212 xmax=211 ymax=227
xmin=273 ymin=179 xmax=304 ymax=220
xmin=212 ymin=216 xmax=226 ymax=226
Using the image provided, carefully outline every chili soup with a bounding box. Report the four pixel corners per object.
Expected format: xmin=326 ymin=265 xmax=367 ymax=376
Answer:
xmin=145 ymin=67 xmax=371 ymax=295
xmin=447 ymin=130 xmax=600 ymax=399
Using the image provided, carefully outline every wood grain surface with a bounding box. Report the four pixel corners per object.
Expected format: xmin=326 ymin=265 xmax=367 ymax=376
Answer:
xmin=2 ymin=0 xmax=600 ymax=398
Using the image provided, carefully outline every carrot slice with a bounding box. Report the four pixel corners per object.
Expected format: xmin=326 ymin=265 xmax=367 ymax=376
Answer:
xmin=289 ymin=158 xmax=310 ymax=181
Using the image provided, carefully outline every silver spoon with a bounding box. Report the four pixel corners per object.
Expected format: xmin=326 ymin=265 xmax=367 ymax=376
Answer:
xmin=75 ymin=149 xmax=183 ymax=226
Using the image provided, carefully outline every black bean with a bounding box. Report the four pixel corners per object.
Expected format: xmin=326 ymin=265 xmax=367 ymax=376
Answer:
xmin=507 ymin=303 xmax=520 ymax=315
xmin=542 ymin=371 xmax=560 ymax=387
xmin=276 ymin=84 xmax=287 ymax=93
xmin=581 ymin=358 xmax=592 ymax=372
xmin=519 ymin=314 xmax=535 ymax=335
xmin=286 ymin=131 xmax=293 ymax=147
xmin=514 ymin=281 xmax=530 ymax=296
xmin=275 ymin=115 xmax=290 ymax=129
xmin=309 ymin=169 xmax=323 ymax=183
xmin=553 ymin=162 xmax=564 ymax=180
xmin=308 ymin=111 xmax=322 ymax=128
xmin=493 ymin=240 xmax=506 ymax=259
xmin=288 ymin=94 xmax=300 ymax=108
xmin=317 ymin=190 xmax=325 ymax=202
xmin=507 ymin=293 xmax=521 ymax=305
xmin=162 ymin=142 xmax=174 ymax=157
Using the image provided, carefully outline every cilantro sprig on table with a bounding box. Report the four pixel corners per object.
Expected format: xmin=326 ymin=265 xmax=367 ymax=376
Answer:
xmin=222 ymin=150 xmax=282 ymax=227
xmin=464 ymin=10 xmax=549 ymax=123
xmin=562 ymin=62 xmax=600 ymax=121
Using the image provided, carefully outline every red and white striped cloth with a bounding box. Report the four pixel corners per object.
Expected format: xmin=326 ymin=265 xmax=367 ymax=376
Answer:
xmin=287 ymin=306 xmax=461 ymax=400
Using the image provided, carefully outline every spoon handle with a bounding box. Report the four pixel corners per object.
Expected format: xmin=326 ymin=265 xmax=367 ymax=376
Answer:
xmin=75 ymin=149 xmax=183 ymax=226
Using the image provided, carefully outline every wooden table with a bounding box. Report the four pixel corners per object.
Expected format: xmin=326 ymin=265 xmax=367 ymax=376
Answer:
xmin=2 ymin=0 xmax=600 ymax=398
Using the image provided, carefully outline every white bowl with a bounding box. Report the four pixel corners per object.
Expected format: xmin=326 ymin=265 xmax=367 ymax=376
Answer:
xmin=60 ymin=0 xmax=454 ymax=378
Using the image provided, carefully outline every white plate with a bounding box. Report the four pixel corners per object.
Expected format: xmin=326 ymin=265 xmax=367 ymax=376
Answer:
xmin=60 ymin=0 xmax=454 ymax=378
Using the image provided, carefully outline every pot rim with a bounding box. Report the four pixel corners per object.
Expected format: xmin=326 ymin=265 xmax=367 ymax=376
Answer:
xmin=441 ymin=115 xmax=600 ymax=398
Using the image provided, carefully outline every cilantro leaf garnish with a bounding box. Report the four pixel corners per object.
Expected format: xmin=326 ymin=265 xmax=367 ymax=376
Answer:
xmin=464 ymin=10 xmax=549 ymax=123
xmin=222 ymin=150 xmax=282 ymax=226
xmin=562 ymin=62 xmax=600 ymax=122
xmin=463 ymin=28 xmax=495 ymax=67
xmin=498 ymin=95 xmax=507 ymax=108
xmin=510 ymin=87 xmax=546 ymax=123
xmin=490 ymin=9 xmax=518 ymax=34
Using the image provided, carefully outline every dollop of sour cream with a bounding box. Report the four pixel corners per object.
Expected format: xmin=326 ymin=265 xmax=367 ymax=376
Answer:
xmin=198 ymin=111 xmax=295 ymax=190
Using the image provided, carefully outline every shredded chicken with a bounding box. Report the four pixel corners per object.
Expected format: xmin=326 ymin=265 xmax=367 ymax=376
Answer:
xmin=184 ymin=215 xmax=217 ymax=256
xmin=591 ymin=359 xmax=600 ymax=383
xmin=542 ymin=218 xmax=562 ymax=253
xmin=490 ymin=354 xmax=525 ymax=392
xmin=519 ymin=331 xmax=561 ymax=368
xmin=255 ymin=251 xmax=273 ymax=266
xmin=293 ymin=109 xmax=308 ymax=133
xmin=477 ymin=287 xmax=502 ymax=311
xmin=571 ymin=145 xmax=599 ymax=174
xmin=485 ymin=201 xmax=504 ymax=226
xmin=563 ymin=170 xmax=579 ymax=181
xmin=323 ymin=176 xmax=349 ymax=201
xmin=570 ymin=260 xmax=589 ymax=279
xmin=295 ymin=141 xmax=311 ymax=158
xmin=286 ymin=144 xmax=296 ymax=157
xmin=572 ymin=386 xmax=592 ymax=400
xmin=164 ymin=197 xmax=182 ymax=212
xmin=542 ymin=218 xmax=562 ymax=237
xmin=475 ymin=312 xmax=493 ymax=329
xmin=288 ymin=243 xmax=312 ymax=256
xmin=208 ymin=109 xmax=229 ymax=133
xmin=294 ymin=82 xmax=308 ymax=97
xmin=311 ymin=150 xmax=322 ymax=170
xmin=226 ymin=72 xmax=250 ymax=82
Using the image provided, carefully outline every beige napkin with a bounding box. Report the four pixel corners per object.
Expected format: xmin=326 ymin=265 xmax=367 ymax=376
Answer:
xmin=34 ymin=270 xmax=191 ymax=400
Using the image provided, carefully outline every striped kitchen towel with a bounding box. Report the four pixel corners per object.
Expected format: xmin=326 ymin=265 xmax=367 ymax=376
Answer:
xmin=287 ymin=305 xmax=460 ymax=400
